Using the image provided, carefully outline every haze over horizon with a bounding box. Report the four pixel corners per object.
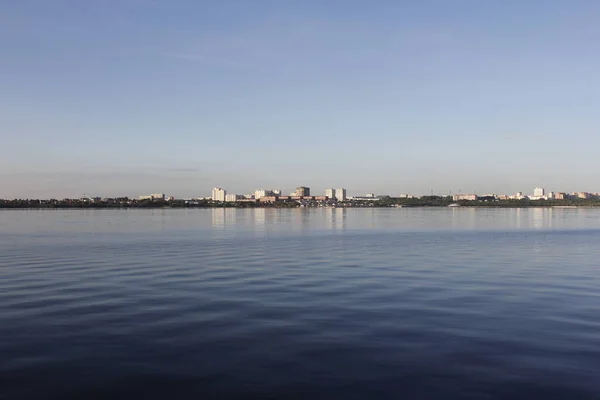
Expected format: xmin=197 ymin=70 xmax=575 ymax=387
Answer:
xmin=1 ymin=1 xmax=599 ymax=199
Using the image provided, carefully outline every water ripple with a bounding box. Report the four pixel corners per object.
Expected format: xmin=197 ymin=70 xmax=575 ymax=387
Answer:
xmin=2 ymin=208 xmax=600 ymax=399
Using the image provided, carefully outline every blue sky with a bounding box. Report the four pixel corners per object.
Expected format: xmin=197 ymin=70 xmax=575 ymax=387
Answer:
xmin=1 ymin=0 xmax=599 ymax=198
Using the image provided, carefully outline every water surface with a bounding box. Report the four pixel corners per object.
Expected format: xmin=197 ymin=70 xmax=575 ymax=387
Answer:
xmin=1 ymin=208 xmax=600 ymax=399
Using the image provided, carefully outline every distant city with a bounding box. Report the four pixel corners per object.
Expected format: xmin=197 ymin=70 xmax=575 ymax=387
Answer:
xmin=203 ymin=186 xmax=598 ymax=204
xmin=2 ymin=185 xmax=600 ymax=209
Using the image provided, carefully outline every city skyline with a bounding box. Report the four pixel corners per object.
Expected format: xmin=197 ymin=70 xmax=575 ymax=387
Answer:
xmin=2 ymin=2 xmax=600 ymax=198
xmin=4 ymin=181 xmax=600 ymax=201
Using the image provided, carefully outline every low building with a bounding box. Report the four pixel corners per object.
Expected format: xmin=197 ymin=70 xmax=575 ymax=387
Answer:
xmin=452 ymin=194 xmax=478 ymax=201
xmin=351 ymin=196 xmax=380 ymax=201
xmin=139 ymin=193 xmax=166 ymax=201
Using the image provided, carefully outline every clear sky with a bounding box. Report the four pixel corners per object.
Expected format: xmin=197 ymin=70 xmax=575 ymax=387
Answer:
xmin=1 ymin=0 xmax=599 ymax=199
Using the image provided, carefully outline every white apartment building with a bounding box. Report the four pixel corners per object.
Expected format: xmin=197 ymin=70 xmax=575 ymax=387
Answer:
xmin=212 ymin=187 xmax=226 ymax=202
xmin=533 ymin=187 xmax=545 ymax=197
xmin=255 ymin=189 xmax=279 ymax=198
xmin=335 ymin=188 xmax=347 ymax=201
xmin=255 ymin=189 xmax=270 ymax=199
xmin=225 ymin=194 xmax=239 ymax=202
xmin=325 ymin=188 xmax=335 ymax=199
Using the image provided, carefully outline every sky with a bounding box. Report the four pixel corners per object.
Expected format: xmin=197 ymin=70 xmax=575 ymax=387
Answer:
xmin=1 ymin=0 xmax=599 ymax=199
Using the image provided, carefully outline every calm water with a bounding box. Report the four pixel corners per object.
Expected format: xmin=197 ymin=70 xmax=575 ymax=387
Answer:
xmin=1 ymin=208 xmax=600 ymax=399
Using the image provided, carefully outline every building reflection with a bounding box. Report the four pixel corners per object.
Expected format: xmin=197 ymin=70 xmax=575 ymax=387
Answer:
xmin=325 ymin=207 xmax=347 ymax=231
xmin=450 ymin=207 xmax=477 ymax=230
xmin=530 ymin=208 xmax=552 ymax=230
xmin=515 ymin=208 xmax=522 ymax=229
xmin=253 ymin=208 xmax=266 ymax=232
xmin=212 ymin=208 xmax=225 ymax=229
xmin=211 ymin=208 xmax=237 ymax=229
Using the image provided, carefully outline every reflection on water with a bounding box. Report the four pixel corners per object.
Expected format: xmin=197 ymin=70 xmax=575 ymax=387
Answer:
xmin=211 ymin=208 xmax=225 ymax=229
xmin=531 ymin=207 xmax=549 ymax=230
xmin=254 ymin=208 xmax=266 ymax=231
xmin=450 ymin=207 xmax=477 ymax=229
xmin=207 ymin=207 xmax=590 ymax=234
xmin=324 ymin=207 xmax=347 ymax=231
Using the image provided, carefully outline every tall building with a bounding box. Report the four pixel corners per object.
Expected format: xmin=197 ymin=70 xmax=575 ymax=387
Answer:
xmin=255 ymin=189 xmax=275 ymax=199
xmin=325 ymin=188 xmax=335 ymax=199
xmin=533 ymin=187 xmax=545 ymax=197
xmin=335 ymin=188 xmax=347 ymax=201
xmin=225 ymin=194 xmax=239 ymax=202
xmin=212 ymin=187 xmax=226 ymax=202
xmin=295 ymin=187 xmax=310 ymax=197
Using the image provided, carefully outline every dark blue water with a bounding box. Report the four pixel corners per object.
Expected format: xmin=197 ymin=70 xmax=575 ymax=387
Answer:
xmin=1 ymin=208 xmax=600 ymax=399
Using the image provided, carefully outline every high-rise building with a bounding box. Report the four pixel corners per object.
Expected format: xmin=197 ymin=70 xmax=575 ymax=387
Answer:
xmin=295 ymin=187 xmax=310 ymax=197
xmin=255 ymin=189 xmax=275 ymax=199
xmin=533 ymin=187 xmax=545 ymax=197
xmin=335 ymin=188 xmax=347 ymax=201
xmin=225 ymin=194 xmax=239 ymax=202
xmin=325 ymin=188 xmax=335 ymax=199
xmin=212 ymin=187 xmax=226 ymax=202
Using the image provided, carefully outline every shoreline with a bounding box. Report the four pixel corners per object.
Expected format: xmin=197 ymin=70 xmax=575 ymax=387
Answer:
xmin=0 ymin=205 xmax=595 ymax=211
